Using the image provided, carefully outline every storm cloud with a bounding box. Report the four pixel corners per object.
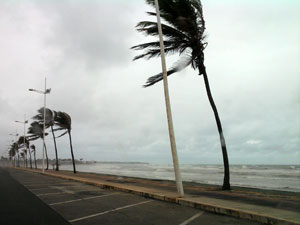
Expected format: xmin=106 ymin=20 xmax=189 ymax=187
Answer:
xmin=0 ymin=0 xmax=299 ymax=165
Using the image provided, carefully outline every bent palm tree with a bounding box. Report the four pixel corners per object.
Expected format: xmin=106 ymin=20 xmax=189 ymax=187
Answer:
xmin=54 ymin=111 xmax=76 ymax=173
xmin=20 ymin=151 xmax=26 ymax=167
xmin=27 ymin=121 xmax=49 ymax=170
xmin=9 ymin=143 xmax=17 ymax=167
xmin=33 ymin=108 xmax=59 ymax=171
xmin=132 ymin=0 xmax=230 ymax=189
xmin=12 ymin=142 xmax=20 ymax=167
xmin=18 ymin=136 xmax=32 ymax=168
xmin=30 ymin=144 xmax=37 ymax=169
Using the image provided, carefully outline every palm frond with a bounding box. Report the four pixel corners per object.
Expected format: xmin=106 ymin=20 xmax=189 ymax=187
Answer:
xmin=136 ymin=21 xmax=187 ymax=40
xmin=132 ymin=0 xmax=207 ymax=85
xmin=55 ymin=111 xmax=72 ymax=131
xmin=28 ymin=121 xmax=43 ymax=136
xmin=144 ymin=54 xmax=192 ymax=87
xmin=133 ymin=46 xmax=184 ymax=61
xmin=18 ymin=136 xmax=30 ymax=148
xmin=33 ymin=107 xmax=57 ymax=127
xmin=56 ymin=130 xmax=68 ymax=138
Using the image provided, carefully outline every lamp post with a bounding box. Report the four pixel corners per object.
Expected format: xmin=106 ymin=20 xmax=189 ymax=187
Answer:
xmin=29 ymin=78 xmax=51 ymax=172
xmin=154 ymin=0 xmax=184 ymax=196
xmin=9 ymin=132 xmax=19 ymax=167
xmin=15 ymin=115 xmax=28 ymax=168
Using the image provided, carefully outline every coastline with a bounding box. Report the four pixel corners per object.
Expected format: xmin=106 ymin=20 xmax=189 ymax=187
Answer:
xmin=10 ymin=167 xmax=300 ymax=224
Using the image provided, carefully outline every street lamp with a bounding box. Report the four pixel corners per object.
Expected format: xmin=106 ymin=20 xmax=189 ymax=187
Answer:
xmin=15 ymin=115 xmax=28 ymax=168
xmin=29 ymin=78 xmax=51 ymax=172
xmin=154 ymin=0 xmax=184 ymax=196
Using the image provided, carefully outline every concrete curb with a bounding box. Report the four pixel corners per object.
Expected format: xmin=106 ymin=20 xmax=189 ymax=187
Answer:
xmin=18 ymin=168 xmax=300 ymax=225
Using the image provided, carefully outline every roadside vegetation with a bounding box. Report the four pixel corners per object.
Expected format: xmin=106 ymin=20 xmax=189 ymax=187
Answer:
xmin=7 ymin=108 xmax=76 ymax=174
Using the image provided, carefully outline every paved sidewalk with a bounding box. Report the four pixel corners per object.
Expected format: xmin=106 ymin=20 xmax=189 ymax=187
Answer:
xmin=20 ymin=168 xmax=300 ymax=225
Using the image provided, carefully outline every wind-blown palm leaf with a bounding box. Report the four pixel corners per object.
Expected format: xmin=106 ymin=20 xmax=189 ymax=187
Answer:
xmin=30 ymin=144 xmax=35 ymax=152
xmin=54 ymin=130 xmax=68 ymax=138
xmin=144 ymin=54 xmax=193 ymax=87
xmin=32 ymin=107 xmax=57 ymax=128
xmin=17 ymin=136 xmax=30 ymax=148
xmin=27 ymin=122 xmax=48 ymax=141
xmin=55 ymin=112 xmax=71 ymax=131
xmin=132 ymin=0 xmax=207 ymax=86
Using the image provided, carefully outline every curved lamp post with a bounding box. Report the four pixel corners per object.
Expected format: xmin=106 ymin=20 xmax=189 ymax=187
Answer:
xmin=154 ymin=0 xmax=184 ymax=196
xmin=29 ymin=78 xmax=51 ymax=172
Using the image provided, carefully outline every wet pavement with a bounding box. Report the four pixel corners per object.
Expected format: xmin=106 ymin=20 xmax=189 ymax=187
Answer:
xmin=2 ymin=167 xmax=263 ymax=225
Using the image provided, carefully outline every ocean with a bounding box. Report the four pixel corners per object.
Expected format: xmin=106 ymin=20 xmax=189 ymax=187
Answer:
xmin=58 ymin=162 xmax=300 ymax=193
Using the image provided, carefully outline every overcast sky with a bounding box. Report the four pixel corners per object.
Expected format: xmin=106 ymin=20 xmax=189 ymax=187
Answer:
xmin=0 ymin=0 xmax=299 ymax=165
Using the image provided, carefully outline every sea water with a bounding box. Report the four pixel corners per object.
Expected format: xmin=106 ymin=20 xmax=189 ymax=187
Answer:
xmin=59 ymin=163 xmax=300 ymax=192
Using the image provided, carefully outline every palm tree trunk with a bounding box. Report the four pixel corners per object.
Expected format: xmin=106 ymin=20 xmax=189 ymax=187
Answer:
xmin=28 ymin=148 xmax=32 ymax=169
xmin=68 ymin=131 xmax=76 ymax=173
xmin=51 ymin=126 xmax=59 ymax=171
xmin=33 ymin=150 xmax=37 ymax=169
xmin=201 ymin=66 xmax=231 ymax=190
xmin=25 ymin=151 xmax=28 ymax=168
xmin=44 ymin=142 xmax=49 ymax=170
xmin=17 ymin=152 xmax=20 ymax=167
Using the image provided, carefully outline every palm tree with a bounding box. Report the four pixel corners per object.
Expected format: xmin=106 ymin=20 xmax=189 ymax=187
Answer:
xmin=20 ymin=151 xmax=25 ymax=167
xmin=54 ymin=111 xmax=76 ymax=173
xmin=18 ymin=136 xmax=32 ymax=168
xmin=132 ymin=0 xmax=230 ymax=189
xmin=27 ymin=121 xmax=49 ymax=170
xmin=8 ymin=144 xmax=16 ymax=167
xmin=10 ymin=142 xmax=20 ymax=167
xmin=30 ymin=144 xmax=38 ymax=169
xmin=33 ymin=108 xmax=60 ymax=171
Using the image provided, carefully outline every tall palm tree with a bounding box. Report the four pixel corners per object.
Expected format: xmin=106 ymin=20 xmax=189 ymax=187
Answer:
xmin=30 ymin=144 xmax=37 ymax=169
xmin=27 ymin=121 xmax=49 ymax=170
xmin=18 ymin=136 xmax=32 ymax=169
xmin=132 ymin=0 xmax=230 ymax=189
xmin=11 ymin=142 xmax=20 ymax=167
xmin=54 ymin=111 xmax=76 ymax=173
xmin=8 ymin=144 xmax=16 ymax=167
xmin=20 ymin=152 xmax=25 ymax=167
xmin=33 ymin=108 xmax=60 ymax=171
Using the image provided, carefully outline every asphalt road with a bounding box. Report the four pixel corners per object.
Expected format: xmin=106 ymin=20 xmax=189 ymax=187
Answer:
xmin=2 ymin=168 xmax=260 ymax=225
xmin=0 ymin=167 xmax=70 ymax=225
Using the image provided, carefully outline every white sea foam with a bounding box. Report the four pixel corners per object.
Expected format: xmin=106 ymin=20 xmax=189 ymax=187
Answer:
xmin=57 ymin=163 xmax=300 ymax=192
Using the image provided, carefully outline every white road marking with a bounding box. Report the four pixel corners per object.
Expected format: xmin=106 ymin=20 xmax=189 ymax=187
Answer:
xmin=30 ymin=184 xmax=88 ymax=191
xmin=30 ymin=187 xmax=54 ymax=191
xmin=37 ymin=192 xmax=65 ymax=196
xmin=49 ymin=193 xmax=120 ymax=206
xmin=70 ymin=200 xmax=153 ymax=223
xmin=179 ymin=212 xmax=204 ymax=225
xmin=24 ymin=182 xmax=75 ymax=187
xmin=51 ymin=186 xmax=76 ymax=194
